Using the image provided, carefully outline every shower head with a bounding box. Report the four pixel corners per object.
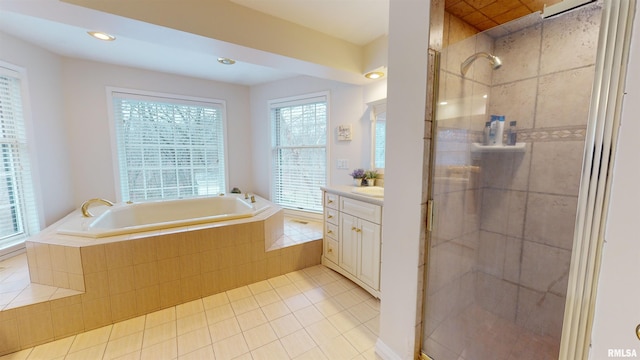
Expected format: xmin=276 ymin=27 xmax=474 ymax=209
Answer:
xmin=460 ymin=52 xmax=502 ymax=76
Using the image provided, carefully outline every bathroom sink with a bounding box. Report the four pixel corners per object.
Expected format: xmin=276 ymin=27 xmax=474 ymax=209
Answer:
xmin=352 ymin=186 xmax=384 ymax=198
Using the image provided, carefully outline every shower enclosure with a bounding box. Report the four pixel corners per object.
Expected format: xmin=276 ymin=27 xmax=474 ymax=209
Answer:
xmin=421 ymin=2 xmax=605 ymax=359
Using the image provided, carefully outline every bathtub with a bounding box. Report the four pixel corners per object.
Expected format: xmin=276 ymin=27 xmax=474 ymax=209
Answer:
xmin=56 ymin=194 xmax=272 ymax=238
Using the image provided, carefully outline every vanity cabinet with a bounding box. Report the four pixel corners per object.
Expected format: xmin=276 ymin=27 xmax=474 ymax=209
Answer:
xmin=322 ymin=188 xmax=382 ymax=298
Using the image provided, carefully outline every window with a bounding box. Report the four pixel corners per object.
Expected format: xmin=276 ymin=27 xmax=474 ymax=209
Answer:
xmin=270 ymin=93 xmax=328 ymax=212
xmin=0 ymin=66 xmax=39 ymax=253
xmin=370 ymin=100 xmax=386 ymax=169
xmin=110 ymin=89 xmax=227 ymax=202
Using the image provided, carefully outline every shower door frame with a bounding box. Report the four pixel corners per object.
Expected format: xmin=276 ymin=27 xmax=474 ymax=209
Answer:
xmin=419 ymin=0 xmax=637 ymax=359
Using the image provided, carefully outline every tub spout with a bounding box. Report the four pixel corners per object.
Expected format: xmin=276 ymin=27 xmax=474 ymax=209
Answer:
xmin=81 ymin=198 xmax=114 ymax=217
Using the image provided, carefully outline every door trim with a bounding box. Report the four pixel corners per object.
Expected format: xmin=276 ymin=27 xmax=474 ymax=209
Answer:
xmin=559 ymin=0 xmax=636 ymax=359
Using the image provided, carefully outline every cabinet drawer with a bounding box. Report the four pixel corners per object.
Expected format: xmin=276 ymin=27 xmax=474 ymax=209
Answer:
xmin=324 ymin=192 xmax=339 ymax=210
xmin=324 ymin=238 xmax=339 ymax=264
xmin=340 ymin=197 xmax=382 ymax=224
xmin=325 ymin=208 xmax=338 ymax=225
xmin=325 ymin=222 xmax=338 ymax=240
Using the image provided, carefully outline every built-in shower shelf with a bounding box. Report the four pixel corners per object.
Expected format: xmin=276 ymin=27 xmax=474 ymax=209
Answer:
xmin=471 ymin=142 xmax=526 ymax=153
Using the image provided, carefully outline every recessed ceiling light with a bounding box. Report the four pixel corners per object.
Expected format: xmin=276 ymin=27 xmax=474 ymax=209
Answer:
xmin=87 ymin=31 xmax=116 ymax=41
xmin=217 ymin=57 xmax=236 ymax=65
xmin=364 ymin=71 xmax=384 ymax=79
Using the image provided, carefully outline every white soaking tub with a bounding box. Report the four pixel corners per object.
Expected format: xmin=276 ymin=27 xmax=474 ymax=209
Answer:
xmin=56 ymin=194 xmax=271 ymax=238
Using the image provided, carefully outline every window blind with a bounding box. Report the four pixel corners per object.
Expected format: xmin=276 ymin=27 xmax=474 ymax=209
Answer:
xmin=271 ymin=94 xmax=327 ymax=212
xmin=0 ymin=67 xmax=39 ymax=252
xmin=111 ymin=91 xmax=227 ymax=202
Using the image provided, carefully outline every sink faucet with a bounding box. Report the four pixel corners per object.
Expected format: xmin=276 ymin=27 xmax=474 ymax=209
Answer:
xmin=81 ymin=198 xmax=114 ymax=217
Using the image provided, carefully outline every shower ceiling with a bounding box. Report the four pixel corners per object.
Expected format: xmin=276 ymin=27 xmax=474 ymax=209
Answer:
xmin=445 ymin=0 xmax=564 ymax=31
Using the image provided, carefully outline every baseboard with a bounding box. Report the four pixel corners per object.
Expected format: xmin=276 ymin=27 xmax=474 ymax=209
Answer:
xmin=375 ymin=338 xmax=403 ymax=360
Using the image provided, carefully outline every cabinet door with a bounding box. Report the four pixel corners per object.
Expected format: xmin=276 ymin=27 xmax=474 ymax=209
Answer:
xmin=339 ymin=213 xmax=358 ymax=276
xmin=358 ymin=219 xmax=381 ymax=290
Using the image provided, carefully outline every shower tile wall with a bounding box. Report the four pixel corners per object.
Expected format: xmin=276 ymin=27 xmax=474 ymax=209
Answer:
xmin=424 ymin=4 xmax=601 ymax=358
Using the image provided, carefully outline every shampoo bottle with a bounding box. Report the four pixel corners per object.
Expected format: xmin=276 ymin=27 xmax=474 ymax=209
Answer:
xmin=494 ymin=115 xmax=505 ymax=146
xmin=506 ymin=121 xmax=517 ymax=145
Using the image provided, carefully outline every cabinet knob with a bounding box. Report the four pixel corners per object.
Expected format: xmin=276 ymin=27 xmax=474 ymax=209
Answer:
xmin=328 ymin=248 xmax=333 ymax=253
xmin=328 ymin=199 xmax=334 ymax=204
xmin=352 ymin=226 xmax=357 ymax=231
xmin=327 ymin=230 xmax=333 ymax=234
xmin=328 ymin=215 xmax=333 ymax=219
xmin=356 ymin=228 xmax=362 ymax=233
xmin=636 ymin=324 xmax=640 ymax=341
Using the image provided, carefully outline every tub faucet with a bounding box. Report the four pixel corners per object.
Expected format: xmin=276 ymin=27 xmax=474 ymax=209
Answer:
xmin=81 ymin=198 xmax=114 ymax=217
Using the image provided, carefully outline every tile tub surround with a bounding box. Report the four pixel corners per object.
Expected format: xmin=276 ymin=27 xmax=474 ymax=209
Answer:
xmin=2 ymin=208 xmax=322 ymax=356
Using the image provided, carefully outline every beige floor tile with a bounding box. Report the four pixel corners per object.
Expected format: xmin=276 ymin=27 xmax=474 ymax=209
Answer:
xmin=327 ymin=310 xmax=360 ymax=334
xmin=143 ymin=321 xmax=177 ymax=348
xmin=202 ymin=292 xmax=229 ymax=310
xmin=302 ymin=288 xmax=330 ymax=304
xmin=261 ymin=300 xmax=292 ymax=321
xmin=343 ymin=325 xmax=377 ymax=353
xmin=313 ymin=298 xmax=344 ymax=318
xmin=293 ymin=305 xmax=325 ymax=327
xmin=176 ymin=299 xmax=204 ymax=319
xmin=28 ymin=336 xmax=74 ymax=359
xmin=318 ymin=335 xmax=359 ymax=360
xmin=177 ymin=312 xmax=208 ymax=335
xmin=64 ymin=343 xmax=107 ymax=360
xmin=212 ymin=333 xmax=249 ymax=359
xmin=267 ymin=275 xmax=293 ymax=288
xmin=320 ymin=281 xmax=349 ymax=297
xmin=145 ymin=307 xmax=176 ymax=329
xmin=248 ymin=280 xmax=273 ymax=295
xmin=103 ymin=331 xmax=144 ymax=359
xmin=305 ymin=319 xmax=340 ymax=346
xmin=0 ymin=348 xmax=32 ymax=360
xmin=231 ymin=353 xmax=253 ymax=360
xmin=347 ymin=302 xmax=379 ymax=323
xmin=284 ymin=293 xmax=312 ymax=312
xmin=226 ymin=286 xmax=252 ymax=302
xmin=285 ymin=270 xmax=314 ymax=283
xmin=275 ymin=284 xmax=301 ymax=299
xmin=254 ymin=289 xmax=281 ymax=307
xmin=112 ymin=349 xmax=140 ymax=360
xmin=270 ymin=313 xmax=303 ymax=338
xmin=333 ymin=291 xmax=364 ymax=309
xmin=177 ymin=327 xmax=211 ymax=357
xmin=364 ymin=316 xmax=380 ymax=336
xmin=243 ymin=323 xmax=278 ymax=350
xmin=140 ymin=338 xmax=177 ymax=360
xmin=68 ymin=325 xmax=112 ymax=353
xmin=230 ymin=296 xmax=259 ymax=315
xmin=209 ymin=317 xmax=241 ymax=342
xmin=280 ymin=329 xmax=317 ymax=358
xmin=205 ymin=303 xmax=236 ymax=324
xmin=250 ymin=340 xmax=290 ymax=360
xmin=293 ymin=346 xmax=328 ymax=360
xmin=236 ymin=308 xmax=267 ymax=331
xmin=178 ymin=345 xmax=215 ymax=360
xmin=110 ymin=315 xmax=146 ymax=340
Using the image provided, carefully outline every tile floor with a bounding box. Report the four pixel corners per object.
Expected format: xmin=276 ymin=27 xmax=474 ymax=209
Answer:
xmin=1 ymin=217 xmax=385 ymax=360
xmin=2 ymin=264 xmax=381 ymax=360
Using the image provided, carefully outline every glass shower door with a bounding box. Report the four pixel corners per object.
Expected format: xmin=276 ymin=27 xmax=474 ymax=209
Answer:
xmin=422 ymin=3 xmax=603 ymax=359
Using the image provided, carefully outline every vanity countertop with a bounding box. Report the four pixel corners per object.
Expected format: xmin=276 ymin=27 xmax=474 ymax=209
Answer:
xmin=321 ymin=185 xmax=384 ymax=206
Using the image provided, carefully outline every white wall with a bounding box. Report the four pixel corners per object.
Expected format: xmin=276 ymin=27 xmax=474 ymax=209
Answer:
xmin=0 ymin=32 xmax=73 ymax=227
xmin=589 ymin=2 xmax=640 ymax=357
xmin=249 ymin=76 xmax=386 ymax=199
xmin=376 ymin=0 xmax=430 ymax=358
xmin=61 ymin=58 xmax=253 ymax=206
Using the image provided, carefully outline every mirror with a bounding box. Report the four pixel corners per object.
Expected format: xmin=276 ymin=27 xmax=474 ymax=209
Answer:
xmin=369 ymin=100 xmax=386 ymax=170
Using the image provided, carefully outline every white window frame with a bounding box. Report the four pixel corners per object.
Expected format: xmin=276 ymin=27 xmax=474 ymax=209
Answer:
xmin=107 ymin=87 xmax=229 ymax=202
xmin=0 ymin=62 xmax=41 ymax=259
xmin=269 ymin=91 xmax=330 ymax=214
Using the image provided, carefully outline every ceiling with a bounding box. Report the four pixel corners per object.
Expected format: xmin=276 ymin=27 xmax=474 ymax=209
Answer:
xmin=0 ymin=0 xmax=561 ymax=86
xmin=445 ymin=0 xmax=563 ymax=31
